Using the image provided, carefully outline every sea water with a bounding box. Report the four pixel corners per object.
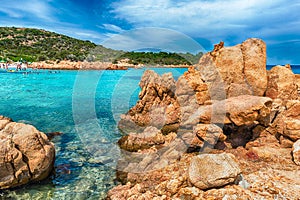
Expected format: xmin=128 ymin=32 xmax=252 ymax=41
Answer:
xmin=0 ymin=65 xmax=299 ymax=199
xmin=0 ymin=68 xmax=186 ymax=199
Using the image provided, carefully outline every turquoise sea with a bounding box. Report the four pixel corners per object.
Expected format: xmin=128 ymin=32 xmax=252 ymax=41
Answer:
xmin=0 ymin=65 xmax=299 ymax=199
xmin=0 ymin=68 xmax=187 ymax=199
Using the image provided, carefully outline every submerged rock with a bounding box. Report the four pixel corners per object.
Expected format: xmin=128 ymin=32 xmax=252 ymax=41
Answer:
xmin=0 ymin=116 xmax=55 ymax=189
xmin=188 ymin=153 xmax=241 ymax=190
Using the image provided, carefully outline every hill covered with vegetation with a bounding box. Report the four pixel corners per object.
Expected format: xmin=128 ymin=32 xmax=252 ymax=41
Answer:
xmin=0 ymin=27 xmax=202 ymax=64
xmin=0 ymin=27 xmax=101 ymax=62
xmin=113 ymin=51 xmax=203 ymax=65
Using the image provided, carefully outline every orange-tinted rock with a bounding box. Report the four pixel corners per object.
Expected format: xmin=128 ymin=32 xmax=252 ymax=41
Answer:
xmin=188 ymin=153 xmax=241 ymax=190
xmin=118 ymin=70 xmax=180 ymax=135
xmin=196 ymin=38 xmax=267 ymax=98
xmin=266 ymin=65 xmax=298 ymax=103
xmin=0 ymin=116 xmax=55 ymax=189
xmin=292 ymin=139 xmax=300 ymax=165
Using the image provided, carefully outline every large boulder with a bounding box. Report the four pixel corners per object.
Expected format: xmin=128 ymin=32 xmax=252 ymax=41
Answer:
xmin=0 ymin=116 xmax=55 ymax=189
xmin=118 ymin=70 xmax=181 ymax=135
xmin=118 ymin=126 xmax=166 ymax=152
xmin=292 ymin=140 xmax=300 ymax=165
xmin=270 ymin=100 xmax=300 ymax=141
xmin=185 ymin=95 xmax=272 ymax=126
xmin=265 ymin=65 xmax=298 ymax=103
xmin=188 ymin=153 xmax=241 ymax=190
xmin=196 ymin=38 xmax=267 ymax=98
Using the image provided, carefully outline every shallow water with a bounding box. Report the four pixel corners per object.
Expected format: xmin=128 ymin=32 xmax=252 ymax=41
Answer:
xmin=0 ymin=68 xmax=186 ymax=199
xmin=0 ymin=65 xmax=299 ymax=199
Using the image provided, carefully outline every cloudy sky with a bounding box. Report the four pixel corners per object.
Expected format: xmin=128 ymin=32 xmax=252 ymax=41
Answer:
xmin=0 ymin=0 xmax=299 ymax=64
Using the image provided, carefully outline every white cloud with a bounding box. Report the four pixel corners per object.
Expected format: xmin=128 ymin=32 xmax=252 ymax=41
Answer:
xmin=111 ymin=0 xmax=300 ymax=44
xmin=0 ymin=0 xmax=56 ymax=21
xmin=101 ymin=24 xmax=124 ymax=33
xmin=101 ymin=27 xmax=205 ymax=53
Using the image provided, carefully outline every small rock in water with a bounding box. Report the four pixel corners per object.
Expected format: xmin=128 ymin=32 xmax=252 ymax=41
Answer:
xmin=46 ymin=131 xmax=63 ymax=140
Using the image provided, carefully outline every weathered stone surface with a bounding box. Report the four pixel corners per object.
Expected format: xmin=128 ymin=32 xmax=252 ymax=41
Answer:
xmin=241 ymin=38 xmax=268 ymax=96
xmin=118 ymin=126 xmax=165 ymax=152
xmin=266 ymin=65 xmax=298 ymax=103
xmin=110 ymin=38 xmax=300 ymax=199
xmin=292 ymin=139 xmax=300 ymax=165
xmin=188 ymin=153 xmax=241 ymax=189
xmin=194 ymin=124 xmax=226 ymax=144
xmin=186 ymin=95 xmax=272 ymax=126
xmin=118 ymin=70 xmax=180 ymax=135
xmin=196 ymin=38 xmax=267 ymax=97
xmin=0 ymin=116 xmax=55 ymax=189
xmin=271 ymin=100 xmax=300 ymax=141
xmin=295 ymin=74 xmax=300 ymax=99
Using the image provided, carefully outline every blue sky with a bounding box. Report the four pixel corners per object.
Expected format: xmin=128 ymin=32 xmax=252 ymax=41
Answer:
xmin=0 ymin=0 xmax=299 ymax=64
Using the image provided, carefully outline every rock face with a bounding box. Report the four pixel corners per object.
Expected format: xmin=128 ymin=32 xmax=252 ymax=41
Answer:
xmin=118 ymin=70 xmax=180 ymax=135
xmin=196 ymin=38 xmax=267 ymax=98
xmin=188 ymin=95 xmax=272 ymax=126
xmin=0 ymin=116 xmax=55 ymax=189
xmin=189 ymin=153 xmax=241 ymax=189
xmin=266 ymin=65 xmax=298 ymax=103
xmin=108 ymin=38 xmax=300 ymax=199
xmin=292 ymin=140 xmax=300 ymax=165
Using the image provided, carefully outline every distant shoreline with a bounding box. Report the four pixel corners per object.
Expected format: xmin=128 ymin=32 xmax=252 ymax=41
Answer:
xmin=28 ymin=61 xmax=191 ymax=70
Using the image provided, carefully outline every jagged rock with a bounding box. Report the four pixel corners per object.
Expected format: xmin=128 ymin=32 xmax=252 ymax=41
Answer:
xmin=266 ymin=65 xmax=298 ymax=103
xmin=0 ymin=116 xmax=55 ymax=189
xmin=117 ymin=137 xmax=185 ymax=176
xmin=188 ymin=153 xmax=241 ymax=190
xmin=292 ymin=140 xmax=300 ymax=165
xmin=196 ymin=38 xmax=267 ymax=98
xmin=118 ymin=126 xmax=165 ymax=152
xmin=272 ymin=100 xmax=300 ymax=141
xmin=295 ymin=74 xmax=300 ymax=99
xmin=186 ymin=95 xmax=272 ymax=126
xmin=118 ymin=70 xmax=180 ymax=135
xmin=110 ymin=38 xmax=300 ymax=199
xmin=180 ymin=124 xmax=226 ymax=151
xmin=194 ymin=124 xmax=226 ymax=145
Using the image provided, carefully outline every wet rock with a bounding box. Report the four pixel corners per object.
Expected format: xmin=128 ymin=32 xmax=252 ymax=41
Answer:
xmin=188 ymin=153 xmax=241 ymax=190
xmin=0 ymin=116 xmax=55 ymax=189
xmin=46 ymin=131 xmax=63 ymax=140
xmin=292 ymin=139 xmax=300 ymax=165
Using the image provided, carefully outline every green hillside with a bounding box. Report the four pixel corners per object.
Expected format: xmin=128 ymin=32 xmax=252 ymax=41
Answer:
xmin=0 ymin=27 xmax=202 ymax=64
xmin=113 ymin=51 xmax=202 ymax=65
xmin=0 ymin=27 xmax=99 ymax=62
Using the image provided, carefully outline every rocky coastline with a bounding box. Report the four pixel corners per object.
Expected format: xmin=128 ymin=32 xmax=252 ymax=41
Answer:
xmin=28 ymin=60 xmax=191 ymax=70
xmin=107 ymin=38 xmax=300 ymax=199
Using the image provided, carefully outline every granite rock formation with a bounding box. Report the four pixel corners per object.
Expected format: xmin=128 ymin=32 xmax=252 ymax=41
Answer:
xmin=188 ymin=153 xmax=241 ymax=190
xmin=107 ymin=38 xmax=300 ymax=199
xmin=0 ymin=116 xmax=55 ymax=189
